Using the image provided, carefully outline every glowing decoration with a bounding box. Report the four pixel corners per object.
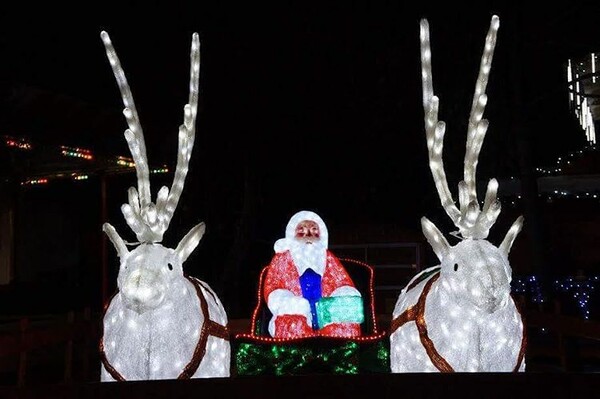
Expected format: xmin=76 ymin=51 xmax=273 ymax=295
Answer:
xmin=116 ymin=156 xmax=136 ymax=168
xmin=235 ymin=340 xmax=387 ymax=376
xmin=264 ymin=211 xmax=364 ymax=338
xmin=20 ymin=178 xmax=48 ymax=186
xmin=390 ymin=16 xmax=526 ymax=373
xmin=233 ymin=214 xmax=388 ymax=375
xmin=234 ymin=254 xmax=389 ymax=375
xmin=99 ymin=30 xmax=230 ymax=381
xmin=534 ymin=145 xmax=597 ymax=176
xmin=555 ymin=276 xmax=599 ymax=320
xmin=60 ymin=145 xmax=93 ymax=160
xmin=567 ymin=53 xmax=598 ymax=145
xmin=593 ymin=53 xmax=597 ymax=84
xmin=513 ymin=275 xmax=599 ymax=320
xmin=567 ymin=59 xmax=573 ymax=103
xmin=512 ymin=275 xmax=544 ymax=304
xmin=4 ymin=136 xmax=32 ymax=150
xmin=150 ymin=166 xmax=169 ymax=174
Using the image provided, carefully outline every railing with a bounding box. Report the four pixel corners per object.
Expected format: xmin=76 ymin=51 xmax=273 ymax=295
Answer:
xmin=0 ymin=308 xmax=99 ymax=386
xmin=330 ymin=242 xmax=421 ymax=314
xmin=515 ymin=296 xmax=600 ymax=372
xmin=1 ymin=297 xmax=600 ymax=386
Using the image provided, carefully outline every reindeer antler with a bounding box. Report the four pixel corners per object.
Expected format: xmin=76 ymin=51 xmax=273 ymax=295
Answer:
xmin=420 ymin=16 xmax=501 ymax=239
xmin=101 ymin=32 xmax=200 ymax=243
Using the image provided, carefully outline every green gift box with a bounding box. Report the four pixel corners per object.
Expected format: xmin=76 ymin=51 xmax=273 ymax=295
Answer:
xmin=316 ymin=295 xmax=364 ymax=327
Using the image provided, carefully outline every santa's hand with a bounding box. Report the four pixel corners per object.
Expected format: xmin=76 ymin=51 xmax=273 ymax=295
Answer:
xmin=267 ymin=289 xmax=312 ymax=322
xmin=267 ymin=289 xmax=312 ymax=337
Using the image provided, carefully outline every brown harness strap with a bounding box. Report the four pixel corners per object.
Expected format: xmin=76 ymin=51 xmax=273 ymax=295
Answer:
xmin=390 ymin=272 xmax=526 ymax=373
xmin=100 ymin=276 xmax=229 ymax=381
xmin=192 ymin=279 xmax=230 ymax=340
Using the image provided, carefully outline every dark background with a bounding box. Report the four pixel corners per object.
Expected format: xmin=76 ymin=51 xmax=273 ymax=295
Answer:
xmin=0 ymin=1 xmax=598 ymax=317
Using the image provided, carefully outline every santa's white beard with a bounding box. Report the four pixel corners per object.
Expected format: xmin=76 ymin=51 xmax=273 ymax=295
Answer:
xmin=289 ymin=240 xmax=327 ymax=276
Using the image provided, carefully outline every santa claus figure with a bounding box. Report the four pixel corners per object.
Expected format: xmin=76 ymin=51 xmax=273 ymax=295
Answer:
xmin=263 ymin=210 xmax=364 ymax=338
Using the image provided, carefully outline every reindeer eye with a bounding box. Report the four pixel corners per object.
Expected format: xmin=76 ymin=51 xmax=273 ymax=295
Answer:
xmin=168 ymin=263 xmax=173 ymax=271
xmin=454 ymin=263 xmax=459 ymax=272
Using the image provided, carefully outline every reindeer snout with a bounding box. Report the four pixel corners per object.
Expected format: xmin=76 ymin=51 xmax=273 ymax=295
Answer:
xmin=122 ymin=269 xmax=166 ymax=313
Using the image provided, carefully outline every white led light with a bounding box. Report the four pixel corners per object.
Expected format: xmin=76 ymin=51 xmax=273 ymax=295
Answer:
xmin=592 ymin=53 xmax=596 ymax=83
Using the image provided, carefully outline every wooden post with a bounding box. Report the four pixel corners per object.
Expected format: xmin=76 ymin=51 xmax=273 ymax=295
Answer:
xmin=17 ymin=317 xmax=29 ymax=387
xmin=83 ymin=307 xmax=91 ymax=381
xmin=0 ymin=182 xmax=16 ymax=285
xmin=64 ymin=311 xmax=75 ymax=382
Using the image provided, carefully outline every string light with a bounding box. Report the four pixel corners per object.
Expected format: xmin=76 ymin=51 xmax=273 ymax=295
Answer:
xmin=566 ymin=52 xmax=598 ymax=145
xmin=511 ymin=275 xmax=544 ymax=304
xmin=4 ymin=135 xmax=175 ymax=187
xmin=60 ymin=145 xmax=94 ymax=160
xmin=20 ymin=178 xmax=48 ymax=186
xmin=116 ymin=156 xmax=136 ymax=168
xmin=533 ymin=144 xmax=597 ymax=176
xmin=502 ymin=190 xmax=600 ymax=203
xmin=503 ymin=145 xmax=600 ymax=201
xmin=554 ymin=276 xmax=599 ymax=320
xmin=511 ymin=275 xmax=599 ymax=321
xmin=150 ymin=166 xmax=169 ymax=174
xmin=4 ymin=136 xmax=32 ymax=150
xmin=567 ymin=59 xmax=573 ymax=103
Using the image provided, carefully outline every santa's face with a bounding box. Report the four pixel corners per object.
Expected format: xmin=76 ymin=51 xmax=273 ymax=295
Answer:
xmin=289 ymin=219 xmax=327 ymax=274
xmin=294 ymin=220 xmax=320 ymax=244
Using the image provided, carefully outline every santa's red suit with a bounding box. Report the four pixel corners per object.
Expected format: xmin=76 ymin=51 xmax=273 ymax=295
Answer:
xmin=263 ymin=210 xmax=362 ymax=338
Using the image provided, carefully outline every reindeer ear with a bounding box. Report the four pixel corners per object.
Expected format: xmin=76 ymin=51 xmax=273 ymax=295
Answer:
xmin=103 ymin=223 xmax=129 ymax=258
xmin=421 ymin=217 xmax=450 ymax=262
xmin=175 ymin=222 xmax=206 ymax=263
xmin=500 ymin=216 xmax=524 ymax=255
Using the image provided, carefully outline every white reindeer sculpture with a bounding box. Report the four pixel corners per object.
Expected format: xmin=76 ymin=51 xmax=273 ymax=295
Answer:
xmin=389 ymin=15 xmax=526 ymax=372
xmin=99 ymin=31 xmax=230 ymax=381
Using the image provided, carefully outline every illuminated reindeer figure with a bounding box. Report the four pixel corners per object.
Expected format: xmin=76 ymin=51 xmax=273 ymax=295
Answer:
xmin=389 ymin=16 xmax=526 ymax=372
xmin=99 ymin=31 xmax=230 ymax=381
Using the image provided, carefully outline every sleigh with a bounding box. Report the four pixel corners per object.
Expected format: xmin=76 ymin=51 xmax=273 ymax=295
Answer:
xmin=233 ymin=258 xmax=389 ymax=376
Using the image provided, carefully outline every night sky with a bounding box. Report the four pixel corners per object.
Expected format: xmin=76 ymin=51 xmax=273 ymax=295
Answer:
xmin=1 ymin=2 xmax=599 ymax=313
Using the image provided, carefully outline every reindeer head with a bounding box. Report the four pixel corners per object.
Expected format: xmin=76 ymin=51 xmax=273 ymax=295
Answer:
xmin=101 ymin=31 xmax=204 ymax=314
xmin=419 ymin=16 xmax=523 ymax=314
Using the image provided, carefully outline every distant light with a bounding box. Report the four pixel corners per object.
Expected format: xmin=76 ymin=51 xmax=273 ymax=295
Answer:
xmin=21 ymin=178 xmax=48 ymax=186
xmin=117 ymin=156 xmax=136 ymax=168
xmin=5 ymin=138 xmax=33 ymax=150
xmin=60 ymin=145 xmax=93 ymax=160
xmin=592 ymin=53 xmax=596 ymax=83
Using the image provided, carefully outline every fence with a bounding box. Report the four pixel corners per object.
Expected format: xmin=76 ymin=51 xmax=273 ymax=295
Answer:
xmin=330 ymin=242 xmax=421 ymax=314
xmin=0 ymin=308 xmax=99 ymax=386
